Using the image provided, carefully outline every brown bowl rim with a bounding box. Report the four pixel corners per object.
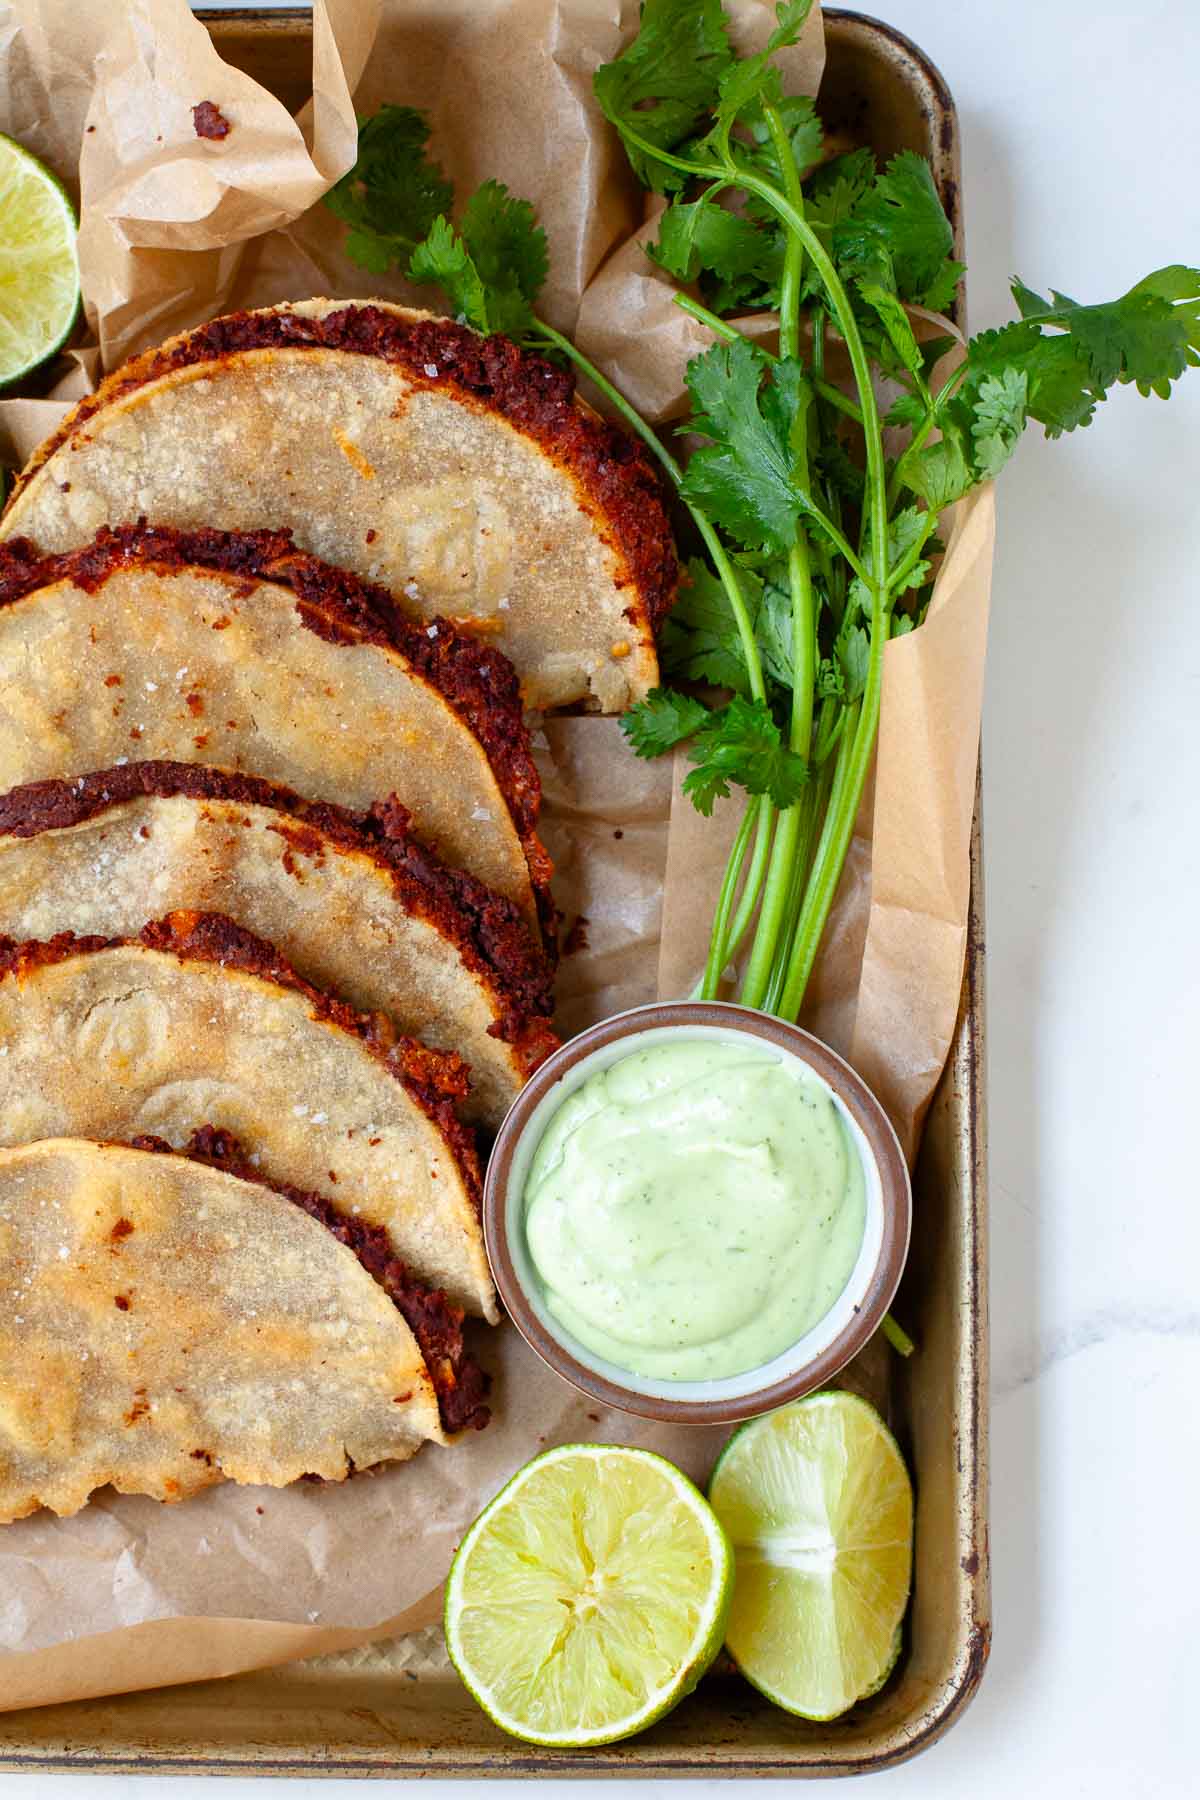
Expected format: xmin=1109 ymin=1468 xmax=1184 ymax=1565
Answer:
xmin=483 ymin=1000 xmax=912 ymax=1425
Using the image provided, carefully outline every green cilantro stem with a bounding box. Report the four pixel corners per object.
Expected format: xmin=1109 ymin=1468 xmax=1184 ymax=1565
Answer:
xmin=779 ymin=657 xmax=879 ymax=1018
xmin=763 ymin=103 xmax=806 ymax=351
xmin=739 ymin=101 xmax=817 ymax=1012
xmin=700 ymin=791 xmax=758 ymax=1001
xmin=801 ymin=507 xmax=871 ymax=587
xmin=673 ymin=293 xmax=744 ymax=343
xmin=534 ymin=317 xmax=770 ymax=709
xmin=717 ymin=794 xmax=776 ymax=969
xmin=881 ymin=1313 xmax=916 ymax=1357
xmin=813 ymin=379 xmax=863 ymax=424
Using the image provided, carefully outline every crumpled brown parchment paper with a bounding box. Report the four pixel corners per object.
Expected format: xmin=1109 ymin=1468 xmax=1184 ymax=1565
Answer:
xmin=0 ymin=0 xmax=992 ymax=1710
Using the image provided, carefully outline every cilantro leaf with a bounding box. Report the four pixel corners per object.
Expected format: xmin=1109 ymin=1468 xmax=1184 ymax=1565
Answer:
xmin=856 ymin=280 xmax=923 ymax=378
xmin=920 ymin=257 xmax=965 ymax=315
xmin=661 ymin=557 xmax=795 ymax=697
xmin=739 ymin=92 xmax=823 ymax=211
xmin=885 ymin=391 xmax=927 ymax=430
xmin=970 ymin=367 xmax=1027 ymax=478
xmin=959 ymin=320 xmax=1097 ymax=436
xmin=805 ymin=148 xmax=876 ymax=232
xmin=755 ymin=572 xmax=796 ymax=690
xmin=408 ymin=181 xmax=549 ymax=337
xmin=833 ymin=150 xmax=954 ymax=299
xmin=684 ymin=695 xmax=808 ymax=814
xmin=706 ymin=4 xmax=817 ymax=157
xmin=621 ymin=687 xmax=712 ymax=760
xmin=1012 ymin=266 xmax=1200 ymax=397
xmin=593 ymin=0 xmax=732 ymax=190
xmin=835 ymin=621 xmax=870 ymax=702
xmin=902 ymin=421 xmax=973 ymax=509
xmin=324 ymin=106 xmax=454 ymax=274
xmin=409 ymin=217 xmax=489 ymax=330
xmin=660 ymin=558 xmax=765 ymax=697
xmin=649 ymin=200 xmax=777 ymax=294
xmin=681 ymin=339 xmax=811 ymax=549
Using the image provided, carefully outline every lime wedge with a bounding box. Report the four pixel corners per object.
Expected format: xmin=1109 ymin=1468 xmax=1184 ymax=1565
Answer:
xmin=445 ymin=1443 xmax=732 ymax=1747
xmin=0 ymin=134 xmax=80 ymax=387
xmin=708 ymin=1392 xmax=913 ymax=1721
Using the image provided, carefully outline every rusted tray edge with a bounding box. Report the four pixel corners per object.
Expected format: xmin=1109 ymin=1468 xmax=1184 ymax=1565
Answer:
xmin=0 ymin=7 xmax=989 ymax=1776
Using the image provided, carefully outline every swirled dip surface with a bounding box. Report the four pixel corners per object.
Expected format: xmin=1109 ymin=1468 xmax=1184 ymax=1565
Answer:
xmin=523 ymin=1037 xmax=867 ymax=1381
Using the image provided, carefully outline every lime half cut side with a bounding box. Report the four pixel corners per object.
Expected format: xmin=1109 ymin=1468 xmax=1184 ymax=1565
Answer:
xmin=709 ymin=1392 xmax=913 ymax=1721
xmin=445 ymin=1443 xmax=732 ymax=1747
xmin=0 ymin=135 xmax=80 ymax=387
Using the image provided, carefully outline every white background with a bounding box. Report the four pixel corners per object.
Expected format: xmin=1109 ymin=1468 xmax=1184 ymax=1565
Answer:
xmin=6 ymin=0 xmax=1200 ymax=1793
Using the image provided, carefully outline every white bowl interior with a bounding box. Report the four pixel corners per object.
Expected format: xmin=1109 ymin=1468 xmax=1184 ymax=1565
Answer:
xmin=503 ymin=1017 xmax=887 ymax=1405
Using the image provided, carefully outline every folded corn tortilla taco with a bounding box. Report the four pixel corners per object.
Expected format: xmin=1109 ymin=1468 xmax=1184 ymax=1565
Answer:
xmin=0 ymin=301 xmax=679 ymax=710
xmin=0 ymin=911 xmax=496 ymax=1320
xmin=0 ymin=524 xmax=551 ymax=938
xmin=0 ymin=761 xmax=558 ymax=1129
xmin=0 ymin=1133 xmax=488 ymax=1524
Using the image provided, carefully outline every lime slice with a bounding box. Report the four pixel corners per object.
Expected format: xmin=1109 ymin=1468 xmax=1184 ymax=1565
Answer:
xmin=445 ymin=1443 xmax=732 ymax=1747
xmin=708 ymin=1392 xmax=913 ymax=1721
xmin=0 ymin=134 xmax=80 ymax=387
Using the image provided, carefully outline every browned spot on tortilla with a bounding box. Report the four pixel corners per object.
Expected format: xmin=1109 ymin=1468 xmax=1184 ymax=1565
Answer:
xmin=114 ymin=1294 xmax=131 ymax=1311
xmin=110 ymin=1217 xmax=134 ymax=1243
xmin=125 ymin=1389 xmax=150 ymax=1426
xmin=332 ymin=428 xmax=376 ymax=480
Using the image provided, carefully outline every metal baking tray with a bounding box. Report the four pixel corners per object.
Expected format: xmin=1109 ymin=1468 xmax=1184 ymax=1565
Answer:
xmin=0 ymin=6 xmax=989 ymax=1776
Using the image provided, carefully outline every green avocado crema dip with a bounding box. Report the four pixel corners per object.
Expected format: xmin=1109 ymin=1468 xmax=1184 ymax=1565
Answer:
xmin=521 ymin=1036 xmax=869 ymax=1382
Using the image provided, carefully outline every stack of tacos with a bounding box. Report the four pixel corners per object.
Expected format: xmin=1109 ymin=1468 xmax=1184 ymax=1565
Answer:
xmin=0 ymin=303 xmax=677 ymax=1521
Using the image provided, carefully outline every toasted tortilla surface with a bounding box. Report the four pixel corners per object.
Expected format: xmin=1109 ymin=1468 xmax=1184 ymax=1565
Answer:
xmin=0 ymin=302 xmax=679 ymax=710
xmin=0 ymin=525 xmax=550 ymax=937
xmin=0 ymin=912 xmax=496 ymax=1320
xmin=0 ymin=761 xmax=558 ymax=1127
xmin=135 ymin=1126 xmax=490 ymax=1437
xmin=0 ymin=1139 xmax=442 ymax=1523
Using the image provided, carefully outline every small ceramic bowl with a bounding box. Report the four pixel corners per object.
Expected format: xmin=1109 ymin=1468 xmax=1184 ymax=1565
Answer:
xmin=483 ymin=1000 xmax=911 ymax=1424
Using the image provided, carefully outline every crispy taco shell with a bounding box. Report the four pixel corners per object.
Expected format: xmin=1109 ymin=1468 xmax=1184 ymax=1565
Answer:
xmin=0 ymin=912 xmax=496 ymax=1320
xmin=1 ymin=301 xmax=679 ymax=710
xmin=0 ymin=1137 xmax=447 ymax=1523
xmin=0 ymin=525 xmax=550 ymax=937
xmin=134 ymin=1126 xmax=490 ymax=1440
xmin=0 ymin=762 xmax=558 ymax=1128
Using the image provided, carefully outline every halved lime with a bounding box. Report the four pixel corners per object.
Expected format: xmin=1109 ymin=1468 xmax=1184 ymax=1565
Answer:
xmin=0 ymin=134 xmax=80 ymax=387
xmin=708 ymin=1392 xmax=913 ymax=1721
xmin=444 ymin=1443 xmax=732 ymax=1747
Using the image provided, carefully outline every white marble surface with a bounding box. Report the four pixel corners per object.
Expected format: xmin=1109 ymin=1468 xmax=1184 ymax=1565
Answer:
xmin=7 ymin=0 xmax=1200 ymax=1792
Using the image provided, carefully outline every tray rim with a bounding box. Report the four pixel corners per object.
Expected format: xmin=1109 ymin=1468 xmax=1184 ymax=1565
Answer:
xmin=0 ymin=5 xmax=989 ymax=1776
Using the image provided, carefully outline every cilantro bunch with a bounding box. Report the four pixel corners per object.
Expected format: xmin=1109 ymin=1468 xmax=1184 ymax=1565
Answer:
xmin=325 ymin=1 xmax=1200 ymax=1025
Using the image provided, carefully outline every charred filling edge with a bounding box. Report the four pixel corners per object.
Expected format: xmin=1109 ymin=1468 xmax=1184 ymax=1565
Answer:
xmin=130 ymin=1127 xmax=490 ymax=1434
xmin=0 ymin=762 xmax=558 ymax=1064
xmin=0 ymin=910 xmax=485 ymax=1224
xmin=9 ymin=304 xmax=679 ymax=637
xmin=0 ymin=522 xmax=555 ymax=940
